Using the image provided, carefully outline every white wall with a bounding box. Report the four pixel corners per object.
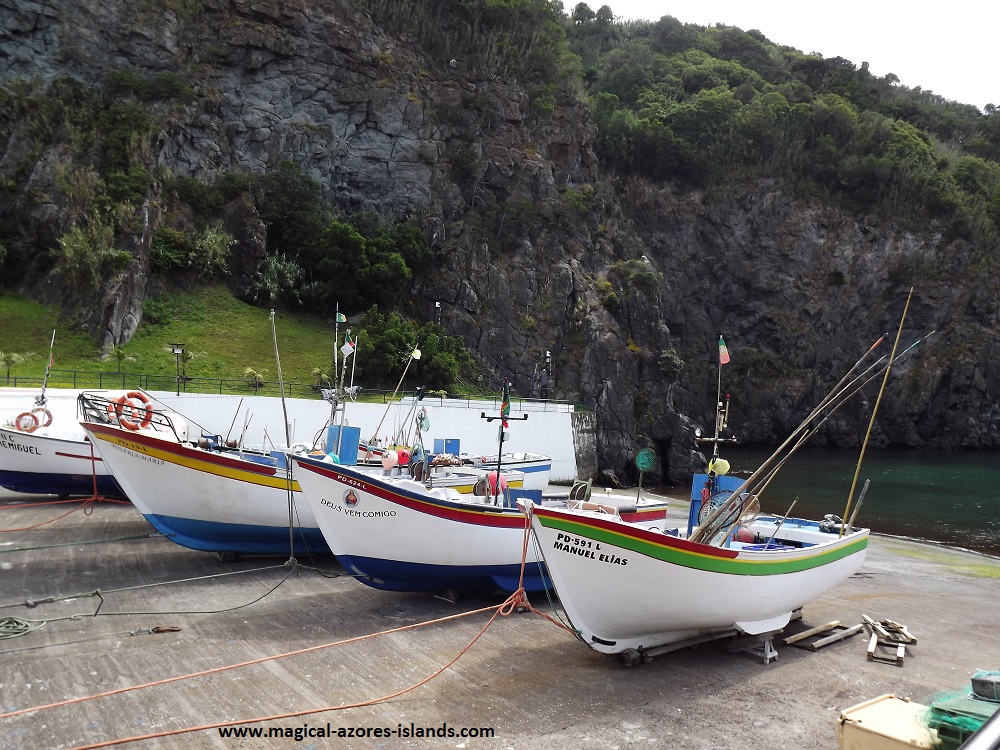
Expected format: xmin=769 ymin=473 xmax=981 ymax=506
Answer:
xmin=1 ymin=387 xmax=580 ymax=482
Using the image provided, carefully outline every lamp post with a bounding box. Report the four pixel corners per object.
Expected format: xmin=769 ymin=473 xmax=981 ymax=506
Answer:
xmin=541 ymin=350 xmax=551 ymax=400
xmin=170 ymin=343 xmax=184 ymax=396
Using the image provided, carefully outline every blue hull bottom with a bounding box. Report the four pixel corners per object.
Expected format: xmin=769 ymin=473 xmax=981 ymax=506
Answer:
xmin=338 ymin=554 xmax=552 ymax=594
xmin=0 ymin=470 xmax=127 ymax=500
xmin=145 ymin=514 xmax=331 ymax=556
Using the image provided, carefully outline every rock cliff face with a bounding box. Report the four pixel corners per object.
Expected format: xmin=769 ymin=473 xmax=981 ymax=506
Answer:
xmin=2 ymin=0 xmax=999 ymax=484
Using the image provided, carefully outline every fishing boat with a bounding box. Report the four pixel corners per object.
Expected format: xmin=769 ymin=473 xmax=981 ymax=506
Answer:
xmin=291 ymin=451 xmax=670 ymax=594
xmin=457 ymin=451 xmax=552 ymax=491
xmin=525 ymin=498 xmax=869 ymax=657
xmin=290 ymin=380 xmax=670 ymax=594
xmin=0 ymin=329 xmax=129 ymax=499
xmin=524 ymin=315 xmax=924 ymax=662
xmin=76 ymin=392 xmax=529 ymax=558
xmin=0 ymin=389 xmax=127 ymax=499
xmin=79 ymin=395 xmax=327 ymax=557
xmin=0 ymin=420 xmax=126 ymax=499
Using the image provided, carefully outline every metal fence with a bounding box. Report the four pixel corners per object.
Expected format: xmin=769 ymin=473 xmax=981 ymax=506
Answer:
xmin=4 ymin=369 xmax=583 ymax=409
xmin=7 ymin=370 xmax=349 ymax=400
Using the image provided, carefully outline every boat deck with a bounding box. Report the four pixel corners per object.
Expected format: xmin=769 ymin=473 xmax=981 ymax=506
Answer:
xmin=2 ymin=489 xmax=998 ymax=749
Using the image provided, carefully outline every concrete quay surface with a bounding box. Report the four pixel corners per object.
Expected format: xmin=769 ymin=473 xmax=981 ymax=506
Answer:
xmin=1 ymin=487 xmax=998 ymax=750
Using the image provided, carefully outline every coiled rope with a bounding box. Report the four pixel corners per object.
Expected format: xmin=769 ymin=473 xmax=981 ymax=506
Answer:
xmin=0 ymin=615 xmax=46 ymax=639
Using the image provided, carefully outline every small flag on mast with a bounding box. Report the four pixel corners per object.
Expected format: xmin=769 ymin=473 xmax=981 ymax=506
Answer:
xmin=340 ymin=334 xmax=355 ymax=358
xmin=500 ymin=381 xmax=510 ymax=428
xmin=718 ymin=336 xmax=731 ymax=366
xmin=336 ymin=312 xmax=347 ymax=323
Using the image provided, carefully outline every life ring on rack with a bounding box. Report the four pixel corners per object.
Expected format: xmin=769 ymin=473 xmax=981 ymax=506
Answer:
xmin=107 ymin=398 xmax=123 ymax=422
xmin=125 ymin=390 xmax=154 ymax=429
xmin=31 ymin=408 xmax=53 ymax=428
xmin=15 ymin=412 xmax=39 ymax=432
xmin=116 ymin=394 xmax=150 ymax=431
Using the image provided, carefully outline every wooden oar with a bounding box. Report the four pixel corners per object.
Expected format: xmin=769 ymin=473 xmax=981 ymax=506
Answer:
xmin=763 ymin=497 xmax=798 ymax=548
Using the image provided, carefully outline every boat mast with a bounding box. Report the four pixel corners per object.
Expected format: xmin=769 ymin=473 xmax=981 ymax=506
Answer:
xmin=270 ymin=309 xmax=296 ymax=566
xmin=37 ymin=329 xmax=56 ymax=407
xmin=481 ymin=378 xmax=526 ymax=504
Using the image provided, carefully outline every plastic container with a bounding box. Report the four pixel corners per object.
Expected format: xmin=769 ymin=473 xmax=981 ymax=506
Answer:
xmin=837 ymin=694 xmax=939 ymax=750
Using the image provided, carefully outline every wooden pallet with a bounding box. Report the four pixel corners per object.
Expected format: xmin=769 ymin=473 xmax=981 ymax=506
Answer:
xmin=784 ymin=620 xmax=865 ymax=651
xmin=867 ymin=633 xmax=906 ymax=664
xmin=862 ymin=614 xmax=915 ymax=665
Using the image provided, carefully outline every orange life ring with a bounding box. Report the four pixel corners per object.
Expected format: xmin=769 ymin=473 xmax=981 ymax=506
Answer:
xmin=118 ymin=395 xmax=148 ymax=431
xmin=31 ymin=408 xmax=53 ymax=427
xmin=107 ymin=398 xmax=123 ymax=422
xmin=125 ymin=390 xmax=153 ymax=429
xmin=15 ymin=411 xmax=39 ymax=432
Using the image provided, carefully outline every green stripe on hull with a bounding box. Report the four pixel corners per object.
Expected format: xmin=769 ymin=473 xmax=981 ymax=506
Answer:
xmin=537 ymin=514 xmax=868 ymax=576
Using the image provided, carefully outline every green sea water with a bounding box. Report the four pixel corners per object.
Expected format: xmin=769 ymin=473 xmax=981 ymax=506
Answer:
xmin=721 ymin=449 xmax=1000 ymax=557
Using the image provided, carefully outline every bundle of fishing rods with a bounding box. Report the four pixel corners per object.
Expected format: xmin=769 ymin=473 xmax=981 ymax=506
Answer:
xmin=691 ymin=311 xmax=932 ymax=547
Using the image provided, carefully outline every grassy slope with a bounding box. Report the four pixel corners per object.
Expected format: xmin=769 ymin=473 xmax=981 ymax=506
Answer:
xmin=0 ymin=285 xmax=338 ymax=386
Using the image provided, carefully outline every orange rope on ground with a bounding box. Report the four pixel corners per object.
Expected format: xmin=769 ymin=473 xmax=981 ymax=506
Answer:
xmin=4 ymin=504 xmax=576 ymax=748
xmin=0 ymin=602 xmax=499 ymax=723
xmin=0 ymin=497 xmax=97 ymax=532
xmin=68 ymin=595 xmax=523 ymax=750
xmin=0 ymin=498 xmax=87 ymax=510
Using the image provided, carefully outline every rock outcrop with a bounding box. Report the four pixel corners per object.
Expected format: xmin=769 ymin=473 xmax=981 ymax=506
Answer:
xmin=2 ymin=0 xmax=999 ymax=485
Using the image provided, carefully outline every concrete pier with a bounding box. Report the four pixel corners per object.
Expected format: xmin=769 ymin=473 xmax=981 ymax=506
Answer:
xmin=1 ymin=488 xmax=998 ymax=749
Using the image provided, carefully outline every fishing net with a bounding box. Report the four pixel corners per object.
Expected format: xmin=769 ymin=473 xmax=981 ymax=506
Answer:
xmin=696 ymin=492 xmax=760 ymax=546
xmin=922 ymin=671 xmax=1000 ymax=747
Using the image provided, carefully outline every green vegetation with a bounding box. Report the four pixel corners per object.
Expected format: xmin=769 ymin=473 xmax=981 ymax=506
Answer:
xmin=0 ymin=286 xmax=475 ymax=394
xmin=5 ymin=1 xmax=1000 ymax=403
xmin=365 ymin=0 xmax=582 ymax=104
xmin=566 ymin=7 xmax=1000 ymax=249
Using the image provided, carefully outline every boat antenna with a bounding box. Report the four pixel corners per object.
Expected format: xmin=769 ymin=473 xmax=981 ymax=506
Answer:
xmin=330 ymin=329 xmax=357 ymax=458
xmin=481 ymin=379 xmax=527 ymax=505
xmin=840 ymin=287 xmax=913 ymax=535
xmin=330 ymin=306 xmax=348 ymax=425
xmin=713 ymin=335 xmax=729 ymax=462
xmin=37 ymin=329 xmax=56 ymax=407
xmin=270 ymin=309 xmax=296 ymax=566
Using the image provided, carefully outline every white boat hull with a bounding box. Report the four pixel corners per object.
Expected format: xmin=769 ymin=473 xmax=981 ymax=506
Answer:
xmin=81 ymin=421 xmax=327 ymax=555
xmin=528 ymin=503 xmax=869 ymax=654
xmin=293 ymin=454 xmax=670 ymax=593
xmin=292 ymin=455 xmax=543 ymax=592
xmin=0 ymin=425 xmax=125 ymax=498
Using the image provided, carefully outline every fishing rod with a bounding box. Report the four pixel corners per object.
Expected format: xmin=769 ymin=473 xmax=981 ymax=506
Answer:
xmin=224 ymin=397 xmax=245 ymax=445
xmin=705 ymin=328 xmax=934 ymax=544
xmin=763 ymin=497 xmax=798 ymax=548
xmin=846 ymin=479 xmax=870 ymax=532
xmin=840 ymin=287 xmax=914 ymax=535
xmin=691 ymin=332 xmax=888 ymax=544
xmin=753 ymin=330 xmax=934 ymax=492
xmin=366 ymin=347 xmax=422 ymax=450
